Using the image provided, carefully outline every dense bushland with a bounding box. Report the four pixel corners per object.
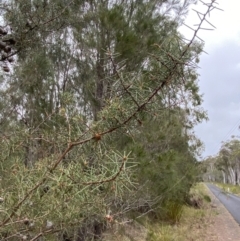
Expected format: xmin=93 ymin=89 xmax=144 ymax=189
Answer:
xmin=0 ymin=0 xmax=217 ymax=240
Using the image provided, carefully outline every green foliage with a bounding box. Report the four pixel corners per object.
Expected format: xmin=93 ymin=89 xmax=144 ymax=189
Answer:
xmin=147 ymin=227 xmax=174 ymax=241
xmin=0 ymin=0 xmax=213 ymax=239
xmin=126 ymin=110 xmax=201 ymax=211
xmin=163 ymin=201 xmax=184 ymax=223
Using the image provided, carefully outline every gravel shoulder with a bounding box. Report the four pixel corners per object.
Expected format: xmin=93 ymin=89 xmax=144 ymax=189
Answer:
xmin=205 ymin=184 xmax=240 ymax=241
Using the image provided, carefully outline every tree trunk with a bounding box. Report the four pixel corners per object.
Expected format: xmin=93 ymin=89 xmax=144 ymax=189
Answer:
xmin=221 ymin=170 xmax=226 ymax=184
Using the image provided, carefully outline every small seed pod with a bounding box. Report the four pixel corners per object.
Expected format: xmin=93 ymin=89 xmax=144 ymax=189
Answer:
xmin=0 ymin=28 xmax=7 ymax=35
xmin=105 ymin=214 xmax=113 ymax=222
xmin=111 ymin=185 xmax=115 ymax=191
xmin=8 ymin=56 xmax=14 ymax=63
xmin=43 ymin=185 xmax=50 ymax=193
xmin=93 ymin=133 xmax=101 ymax=141
xmin=4 ymin=46 xmax=11 ymax=53
xmin=0 ymin=197 xmax=4 ymax=203
xmin=2 ymin=66 xmax=10 ymax=72
xmin=0 ymin=41 xmax=6 ymax=50
xmin=23 ymin=218 xmax=30 ymax=225
xmin=1 ymin=52 xmax=8 ymax=60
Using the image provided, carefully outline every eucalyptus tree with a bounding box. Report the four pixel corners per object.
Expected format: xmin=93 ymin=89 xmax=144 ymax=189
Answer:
xmin=201 ymin=156 xmax=221 ymax=182
xmin=201 ymin=139 xmax=240 ymax=184
xmin=215 ymin=139 xmax=240 ymax=184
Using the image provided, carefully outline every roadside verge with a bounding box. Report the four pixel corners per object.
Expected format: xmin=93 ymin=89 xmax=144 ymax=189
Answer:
xmin=205 ymin=183 xmax=240 ymax=241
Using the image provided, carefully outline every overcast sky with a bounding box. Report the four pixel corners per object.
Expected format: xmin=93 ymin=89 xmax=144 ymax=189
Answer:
xmin=181 ymin=1 xmax=240 ymax=159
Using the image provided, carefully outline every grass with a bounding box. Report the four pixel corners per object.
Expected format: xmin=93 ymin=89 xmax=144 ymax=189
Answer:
xmin=102 ymin=183 xmax=215 ymax=241
xmin=146 ymin=207 xmax=209 ymax=241
xmin=215 ymin=182 xmax=240 ymax=195
xmin=164 ymin=201 xmax=184 ymax=224
xmin=145 ymin=183 xmax=213 ymax=241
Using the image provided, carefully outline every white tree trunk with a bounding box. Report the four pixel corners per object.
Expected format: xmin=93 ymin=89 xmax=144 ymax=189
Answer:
xmin=221 ymin=170 xmax=226 ymax=184
xmin=228 ymin=166 xmax=235 ymax=185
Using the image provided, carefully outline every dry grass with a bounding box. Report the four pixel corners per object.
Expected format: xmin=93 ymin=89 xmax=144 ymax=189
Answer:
xmin=102 ymin=220 xmax=148 ymax=241
xmin=102 ymin=183 xmax=216 ymax=241
xmin=215 ymin=182 xmax=240 ymax=195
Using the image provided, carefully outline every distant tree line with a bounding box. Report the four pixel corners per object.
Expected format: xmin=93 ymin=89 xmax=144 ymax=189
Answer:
xmin=202 ymin=138 xmax=240 ymax=185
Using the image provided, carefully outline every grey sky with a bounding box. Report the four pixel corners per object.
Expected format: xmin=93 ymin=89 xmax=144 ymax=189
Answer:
xmin=181 ymin=1 xmax=240 ymax=158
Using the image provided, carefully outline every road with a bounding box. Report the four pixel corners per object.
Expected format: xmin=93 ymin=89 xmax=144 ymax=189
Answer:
xmin=207 ymin=183 xmax=240 ymax=224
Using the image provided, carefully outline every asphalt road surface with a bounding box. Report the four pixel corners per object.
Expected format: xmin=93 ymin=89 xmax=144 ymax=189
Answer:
xmin=207 ymin=183 xmax=240 ymax=224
